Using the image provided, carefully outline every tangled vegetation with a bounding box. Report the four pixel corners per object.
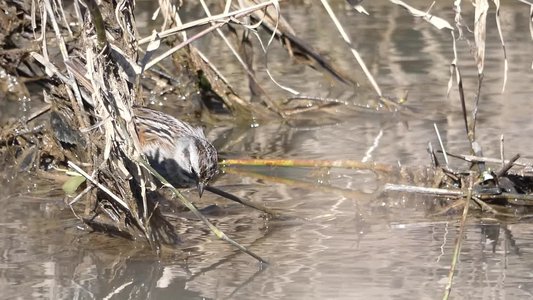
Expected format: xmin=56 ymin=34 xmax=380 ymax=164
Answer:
xmin=0 ymin=1 xmax=532 ymax=297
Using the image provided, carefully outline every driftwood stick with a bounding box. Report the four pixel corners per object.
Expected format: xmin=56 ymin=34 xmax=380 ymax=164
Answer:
xmin=495 ymin=153 xmax=520 ymax=177
xmin=221 ymin=158 xmax=395 ymax=173
xmin=444 ymin=152 xmax=529 ymax=167
xmin=383 ymin=184 xmax=463 ymax=197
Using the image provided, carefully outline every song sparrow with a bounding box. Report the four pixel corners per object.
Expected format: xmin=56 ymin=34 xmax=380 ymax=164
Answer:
xmin=133 ymin=107 xmax=218 ymax=197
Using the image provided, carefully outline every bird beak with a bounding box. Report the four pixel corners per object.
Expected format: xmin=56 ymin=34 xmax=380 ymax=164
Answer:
xmin=197 ymin=182 xmax=205 ymax=198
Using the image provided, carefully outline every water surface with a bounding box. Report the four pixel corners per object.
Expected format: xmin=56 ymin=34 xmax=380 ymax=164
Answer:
xmin=2 ymin=1 xmax=533 ymax=299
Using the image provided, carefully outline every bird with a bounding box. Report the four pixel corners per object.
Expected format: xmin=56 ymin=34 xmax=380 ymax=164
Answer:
xmin=61 ymin=60 xmax=218 ymax=197
xmin=133 ymin=107 xmax=218 ymax=197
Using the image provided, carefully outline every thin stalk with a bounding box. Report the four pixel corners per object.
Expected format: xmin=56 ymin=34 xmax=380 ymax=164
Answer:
xmin=383 ymin=184 xmax=463 ymax=197
xmin=138 ymin=0 xmax=277 ymax=44
xmin=85 ymin=0 xmax=108 ymax=52
xmin=140 ymin=160 xmax=267 ymax=263
xmin=68 ymin=161 xmax=130 ymax=210
xmin=205 ymin=185 xmax=281 ymax=217
xmin=443 ymin=175 xmax=474 ymax=300
xmin=221 ymin=158 xmax=395 ymax=173
xmin=434 ymin=123 xmax=449 ymax=166
xmin=319 ymin=0 xmax=382 ymax=96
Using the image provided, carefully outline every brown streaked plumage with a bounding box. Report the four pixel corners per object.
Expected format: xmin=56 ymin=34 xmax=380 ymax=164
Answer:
xmin=133 ymin=107 xmax=218 ymax=197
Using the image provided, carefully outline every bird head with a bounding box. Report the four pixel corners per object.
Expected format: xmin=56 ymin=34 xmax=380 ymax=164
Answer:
xmin=173 ymin=136 xmax=218 ymax=197
xmin=192 ymin=138 xmax=218 ymax=197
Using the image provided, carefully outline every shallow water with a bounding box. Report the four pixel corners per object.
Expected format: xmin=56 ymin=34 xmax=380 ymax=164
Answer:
xmin=2 ymin=1 xmax=533 ymax=299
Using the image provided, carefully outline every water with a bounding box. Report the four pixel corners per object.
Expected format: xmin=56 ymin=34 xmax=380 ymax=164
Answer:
xmin=2 ymin=0 xmax=533 ymax=299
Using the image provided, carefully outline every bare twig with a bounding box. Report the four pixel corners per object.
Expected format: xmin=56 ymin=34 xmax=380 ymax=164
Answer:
xmin=470 ymin=0 xmax=489 ymax=141
xmin=495 ymin=154 xmax=520 ymax=177
xmin=138 ymin=1 xmax=278 ymax=44
xmin=139 ymin=160 xmax=267 ymax=263
xmin=319 ymin=0 xmax=382 ymax=96
xmin=221 ymin=158 xmax=395 ymax=173
xmin=68 ymin=161 xmax=130 ymax=211
xmin=492 ymin=0 xmax=508 ymax=93
xmin=445 ymin=152 xmax=529 ymax=168
xmin=434 ymin=123 xmax=449 ymax=166
xmin=383 ymin=183 xmax=463 ymax=197
xmin=500 ymin=134 xmax=505 ymax=168
xmin=443 ymin=175 xmax=474 ymax=300
xmin=205 ymin=185 xmax=281 ymax=217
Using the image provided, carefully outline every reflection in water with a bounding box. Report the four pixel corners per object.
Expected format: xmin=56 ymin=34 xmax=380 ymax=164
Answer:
xmin=2 ymin=0 xmax=533 ymax=299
